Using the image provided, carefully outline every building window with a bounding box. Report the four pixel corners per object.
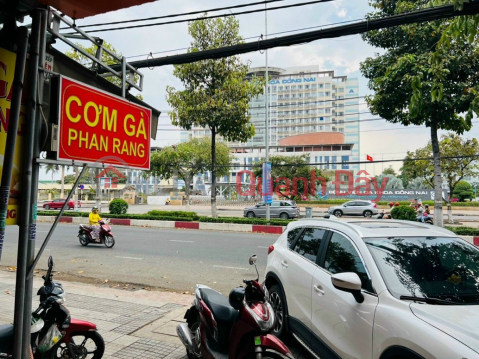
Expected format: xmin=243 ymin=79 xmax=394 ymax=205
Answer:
xmin=332 ymin=156 xmax=337 ymax=170
xmin=298 ymin=85 xmax=303 ymax=90
xmin=342 ymin=156 xmax=350 ymax=169
xmin=324 ymin=156 xmax=330 ymax=169
xmin=305 ymin=85 xmax=310 ymax=90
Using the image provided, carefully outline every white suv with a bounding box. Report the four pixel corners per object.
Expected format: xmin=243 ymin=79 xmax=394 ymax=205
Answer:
xmin=264 ymin=218 xmax=479 ymax=359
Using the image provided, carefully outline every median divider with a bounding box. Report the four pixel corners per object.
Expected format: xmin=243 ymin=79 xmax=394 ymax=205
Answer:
xmin=36 ymin=215 xmax=287 ymax=234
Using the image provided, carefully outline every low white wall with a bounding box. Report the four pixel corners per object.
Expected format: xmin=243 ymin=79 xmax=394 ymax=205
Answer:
xmin=147 ymin=196 xmax=169 ymax=205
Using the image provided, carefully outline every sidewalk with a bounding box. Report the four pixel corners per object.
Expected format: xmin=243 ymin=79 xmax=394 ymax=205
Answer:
xmin=0 ymin=270 xmax=311 ymax=359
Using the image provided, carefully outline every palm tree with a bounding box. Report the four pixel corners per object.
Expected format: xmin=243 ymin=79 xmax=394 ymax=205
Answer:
xmin=45 ymin=164 xmax=59 ymax=196
xmin=60 ymin=165 xmax=71 ymax=197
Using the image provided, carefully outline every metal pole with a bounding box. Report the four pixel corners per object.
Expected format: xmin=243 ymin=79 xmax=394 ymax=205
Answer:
xmin=0 ymin=27 xmax=29 ymax=261
xmin=27 ymin=165 xmax=89 ymax=278
xmin=14 ymin=10 xmax=41 ymax=358
xmin=95 ymin=168 xmax=101 ymax=211
xmin=121 ymin=56 xmax=126 ymax=98
xmin=265 ymin=1 xmax=270 ymax=222
xmin=23 ymin=9 xmax=47 ymax=358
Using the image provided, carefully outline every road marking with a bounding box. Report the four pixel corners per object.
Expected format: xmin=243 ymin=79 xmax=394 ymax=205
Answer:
xmin=257 ymin=246 xmax=269 ymax=249
xmin=115 ymin=256 xmax=143 ymax=260
xmin=169 ymin=240 xmax=193 ymax=243
xmin=213 ymin=265 xmax=247 ymax=271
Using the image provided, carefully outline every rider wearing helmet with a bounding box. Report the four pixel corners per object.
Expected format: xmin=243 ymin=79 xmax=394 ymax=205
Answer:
xmin=89 ymin=206 xmax=102 ymax=242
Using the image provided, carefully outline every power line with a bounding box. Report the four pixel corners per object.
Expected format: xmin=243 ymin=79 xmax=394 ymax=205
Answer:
xmin=73 ymin=0 xmax=333 ymax=34
xmin=155 ymin=96 xmax=367 ymax=113
xmin=103 ymin=2 xmax=479 ymax=71
xmin=126 ymin=18 xmax=363 ymax=59
xmin=72 ymin=0 xmax=285 ymax=30
xmin=148 ymin=154 xmax=479 ymax=169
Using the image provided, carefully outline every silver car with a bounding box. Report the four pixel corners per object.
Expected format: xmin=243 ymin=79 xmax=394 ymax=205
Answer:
xmin=328 ymin=200 xmax=378 ymax=218
xmin=244 ymin=200 xmax=300 ymax=219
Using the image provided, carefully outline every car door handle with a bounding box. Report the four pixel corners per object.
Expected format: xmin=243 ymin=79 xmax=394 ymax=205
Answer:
xmin=313 ymin=285 xmax=325 ymax=295
xmin=281 ymin=260 xmax=288 ymax=268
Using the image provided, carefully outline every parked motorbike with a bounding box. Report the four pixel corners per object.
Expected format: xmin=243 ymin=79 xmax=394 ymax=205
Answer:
xmin=37 ymin=257 xmax=105 ymax=359
xmin=78 ymin=219 xmax=115 ymax=248
xmin=0 ymin=310 xmax=45 ymax=358
xmin=177 ymin=255 xmax=292 ymax=359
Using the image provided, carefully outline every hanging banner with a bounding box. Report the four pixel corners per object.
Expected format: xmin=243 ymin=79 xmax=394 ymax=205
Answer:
xmin=58 ymin=76 xmax=151 ymax=170
xmin=0 ymin=47 xmax=24 ymax=225
xmin=262 ymin=162 xmax=273 ymax=204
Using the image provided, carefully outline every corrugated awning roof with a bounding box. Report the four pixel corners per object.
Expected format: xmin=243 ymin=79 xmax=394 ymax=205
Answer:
xmin=38 ymin=0 xmax=156 ymax=19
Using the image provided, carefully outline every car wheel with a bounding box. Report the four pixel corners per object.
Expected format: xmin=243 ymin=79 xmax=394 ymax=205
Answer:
xmin=44 ymin=205 xmax=50 ymax=210
xmin=279 ymin=212 xmax=289 ymax=220
xmin=363 ymin=210 xmax=373 ymax=218
xmin=246 ymin=211 xmax=255 ymax=218
xmin=269 ymin=284 xmax=289 ymax=340
xmin=333 ymin=209 xmax=342 ymax=217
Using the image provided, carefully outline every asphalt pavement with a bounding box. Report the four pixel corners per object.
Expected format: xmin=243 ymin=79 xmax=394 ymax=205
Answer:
xmin=1 ymin=223 xmax=277 ymax=294
xmin=37 ymin=203 xmax=479 ymax=222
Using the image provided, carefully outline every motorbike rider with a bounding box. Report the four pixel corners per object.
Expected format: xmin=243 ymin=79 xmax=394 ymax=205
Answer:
xmin=89 ymin=206 xmax=102 ymax=242
xmin=416 ymin=204 xmax=425 ymax=223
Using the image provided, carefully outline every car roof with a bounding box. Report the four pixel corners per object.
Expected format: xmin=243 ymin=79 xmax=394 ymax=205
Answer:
xmin=285 ymin=218 xmax=456 ymax=238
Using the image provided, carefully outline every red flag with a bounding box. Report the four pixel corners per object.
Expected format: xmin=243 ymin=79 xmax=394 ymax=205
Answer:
xmin=366 ymin=155 xmax=373 ymax=162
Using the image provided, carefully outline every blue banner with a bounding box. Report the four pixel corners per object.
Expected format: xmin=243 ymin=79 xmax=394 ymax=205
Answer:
xmin=262 ymin=162 xmax=273 ymax=204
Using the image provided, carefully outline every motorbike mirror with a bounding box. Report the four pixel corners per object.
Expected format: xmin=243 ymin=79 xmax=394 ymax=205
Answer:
xmin=249 ymin=255 xmax=257 ymax=265
xmin=48 ymin=256 xmax=53 ymax=269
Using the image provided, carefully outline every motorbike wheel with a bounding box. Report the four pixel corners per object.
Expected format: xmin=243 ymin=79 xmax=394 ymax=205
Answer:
xmin=43 ymin=331 xmax=105 ymax=359
xmin=79 ymin=234 xmax=89 ymax=246
xmin=104 ymin=235 xmax=115 ymax=248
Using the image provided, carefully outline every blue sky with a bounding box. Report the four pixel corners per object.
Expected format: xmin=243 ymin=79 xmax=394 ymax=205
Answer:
xmin=43 ymin=0 xmax=479 ymax=179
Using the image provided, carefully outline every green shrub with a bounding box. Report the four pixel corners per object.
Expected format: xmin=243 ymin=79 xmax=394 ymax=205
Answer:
xmin=109 ymin=199 xmax=128 ymax=214
xmin=390 ymin=205 xmax=417 ymax=221
xmin=147 ymin=210 xmax=197 ymax=218
xmin=445 ymin=226 xmax=479 ymax=236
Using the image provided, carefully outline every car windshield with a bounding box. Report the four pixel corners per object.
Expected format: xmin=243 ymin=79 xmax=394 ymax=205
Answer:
xmin=365 ymin=237 xmax=479 ymax=304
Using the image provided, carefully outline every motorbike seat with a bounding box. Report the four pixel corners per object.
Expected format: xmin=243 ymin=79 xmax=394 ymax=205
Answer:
xmin=200 ymin=288 xmax=238 ymax=325
xmin=0 ymin=324 xmax=14 ymax=352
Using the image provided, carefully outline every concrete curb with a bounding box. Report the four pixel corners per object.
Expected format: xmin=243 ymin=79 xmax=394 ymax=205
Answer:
xmin=36 ymin=216 xmax=286 ymax=234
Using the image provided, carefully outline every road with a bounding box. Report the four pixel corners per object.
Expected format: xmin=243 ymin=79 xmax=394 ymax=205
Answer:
xmin=1 ymin=223 xmax=277 ymax=294
xmin=37 ymin=203 xmax=479 ymax=223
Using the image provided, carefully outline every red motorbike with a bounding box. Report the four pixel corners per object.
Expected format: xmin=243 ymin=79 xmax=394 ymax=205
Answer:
xmin=78 ymin=219 xmax=115 ymax=248
xmin=177 ymin=255 xmax=292 ymax=359
xmin=37 ymin=257 xmax=105 ymax=358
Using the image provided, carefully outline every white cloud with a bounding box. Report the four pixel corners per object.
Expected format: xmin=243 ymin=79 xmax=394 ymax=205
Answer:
xmin=338 ymin=9 xmax=347 ymax=18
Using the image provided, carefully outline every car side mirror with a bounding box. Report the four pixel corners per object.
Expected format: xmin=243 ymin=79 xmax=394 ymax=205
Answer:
xmin=331 ymin=272 xmax=364 ymax=303
xmin=343 ymin=204 xmax=347 ymax=207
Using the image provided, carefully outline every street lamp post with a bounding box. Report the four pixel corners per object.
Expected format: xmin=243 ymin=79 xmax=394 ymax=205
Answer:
xmin=265 ymin=1 xmax=270 ymax=221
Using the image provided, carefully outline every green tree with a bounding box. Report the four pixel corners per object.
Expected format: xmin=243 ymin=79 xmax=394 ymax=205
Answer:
xmin=65 ymin=41 xmax=143 ymax=99
xmin=453 ymin=180 xmax=474 ymax=201
xmin=382 ymin=166 xmax=397 ymax=176
xmin=45 ymin=164 xmax=59 ymax=186
xmin=148 ymin=138 xmax=230 ymax=210
xmin=375 ymin=174 xmax=404 ymax=189
xmin=166 ymin=16 xmax=263 ymax=217
xmin=360 ymin=0 xmax=479 ymax=226
xmin=401 ymin=133 xmax=479 ymax=199
xmin=252 ymin=155 xmax=327 ymax=200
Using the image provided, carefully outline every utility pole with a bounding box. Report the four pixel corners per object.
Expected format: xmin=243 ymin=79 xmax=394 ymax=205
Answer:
xmin=265 ymin=1 xmax=270 ymax=221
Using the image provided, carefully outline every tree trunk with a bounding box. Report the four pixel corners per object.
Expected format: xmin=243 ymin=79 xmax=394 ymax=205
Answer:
xmin=184 ymin=174 xmax=192 ymax=212
xmin=60 ymin=166 xmax=65 ymax=197
xmin=447 ymin=182 xmax=454 ymax=224
xmin=211 ymin=126 xmax=217 ymax=218
xmin=430 ymin=123 xmax=444 ymax=227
